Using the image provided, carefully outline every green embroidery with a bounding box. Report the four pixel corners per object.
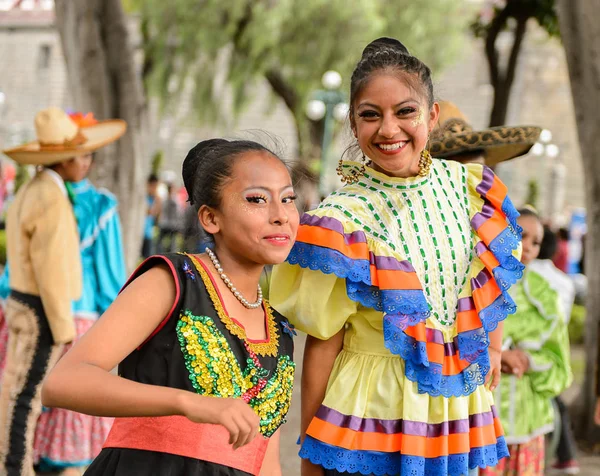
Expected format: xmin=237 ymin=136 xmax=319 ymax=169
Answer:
xmin=176 ymin=310 xmax=295 ymax=437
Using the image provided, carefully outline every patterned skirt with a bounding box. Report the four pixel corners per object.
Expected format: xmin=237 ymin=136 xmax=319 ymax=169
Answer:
xmin=479 ymin=435 xmax=545 ymax=476
xmin=0 ymin=315 xmax=113 ymax=470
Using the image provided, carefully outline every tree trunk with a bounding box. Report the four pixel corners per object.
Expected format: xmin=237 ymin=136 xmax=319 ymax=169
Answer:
xmin=54 ymin=0 xmax=148 ymax=271
xmin=557 ymin=0 xmax=600 ymax=446
xmin=486 ymin=12 xmax=528 ymax=127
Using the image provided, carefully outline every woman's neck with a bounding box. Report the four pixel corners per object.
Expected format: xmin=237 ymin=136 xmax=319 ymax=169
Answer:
xmin=205 ymin=245 xmax=263 ymax=299
xmin=371 ymin=161 xmax=420 ymax=179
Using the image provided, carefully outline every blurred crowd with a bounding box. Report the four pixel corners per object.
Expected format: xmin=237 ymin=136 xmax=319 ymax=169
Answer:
xmin=141 ymin=173 xmax=207 ymax=259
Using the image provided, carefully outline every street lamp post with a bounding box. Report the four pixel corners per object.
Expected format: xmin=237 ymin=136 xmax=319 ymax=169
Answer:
xmin=531 ymin=129 xmax=564 ymax=224
xmin=306 ymin=71 xmax=348 ymax=196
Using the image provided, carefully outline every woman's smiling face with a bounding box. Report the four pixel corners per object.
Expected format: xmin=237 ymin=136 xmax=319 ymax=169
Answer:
xmin=351 ymin=73 xmax=439 ymax=178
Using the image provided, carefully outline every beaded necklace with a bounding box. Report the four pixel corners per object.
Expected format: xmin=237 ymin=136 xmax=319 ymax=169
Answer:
xmin=187 ymin=253 xmax=279 ymax=357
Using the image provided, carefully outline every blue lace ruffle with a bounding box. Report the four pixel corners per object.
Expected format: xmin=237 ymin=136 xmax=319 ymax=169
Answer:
xmin=457 ymin=326 xmax=489 ymax=363
xmin=501 ymin=195 xmax=519 ymax=231
xmin=478 ymin=291 xmax=517 ymax=333
xmin=287 ymin=242 xmax=371 ymax=284
xmin=384 ymin=320 xmax=429 ymax=366
xmin=348 ymin=281 xmax=430 ymax=323
xmin=407 ymin=359 xmax=489 ymax=398
xmin=300 ymin=435 xmax=509 ymax=476
xmin=488 ymin=227 xmax=524 ymax=274
xmin=383 ymin=317 xmax=493 ymax=398
xmin=287 ymin=242 xmax=431 ymax=337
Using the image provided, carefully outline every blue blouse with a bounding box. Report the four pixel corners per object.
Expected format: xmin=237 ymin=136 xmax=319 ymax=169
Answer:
xmin=0 ymin=179 xmax=126 ymax=319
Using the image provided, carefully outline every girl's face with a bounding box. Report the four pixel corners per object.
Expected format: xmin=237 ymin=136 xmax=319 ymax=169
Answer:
xmin=351 ymin=73 xmax=439 ymax=178
xmin=58 ymin=153 xmax=93 ymax=183
xmin=201 ymin=151 xmax=300 ymax=266
xmin=519 ymin=214 xmax=544 ymax=265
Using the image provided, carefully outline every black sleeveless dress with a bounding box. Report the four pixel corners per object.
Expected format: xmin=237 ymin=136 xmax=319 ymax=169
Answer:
xmin=85 ymin=253 xmax=295 ymax=476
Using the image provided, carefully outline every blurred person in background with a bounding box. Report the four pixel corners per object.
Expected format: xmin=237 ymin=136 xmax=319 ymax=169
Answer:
xmin=553 ymin=228 xmax=570 ymax=273
xmin=481 ymin=208 xmax=573 ymax=476
xmin=530 ymin=226 xmax=579 ymax=475
xmin=157 ymin=183 xmax=181 ymax=253
xmin=142 ymin=174 xmax=162 ymax=258
xmin=0 ymin=108 xmax=125 ymax=476
xmin=34 ymin=145 xmax=126 ymax=475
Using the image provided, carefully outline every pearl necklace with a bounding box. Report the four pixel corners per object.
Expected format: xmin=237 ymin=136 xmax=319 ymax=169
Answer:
xmin=205 ymin=247 xmax=263 ymax=309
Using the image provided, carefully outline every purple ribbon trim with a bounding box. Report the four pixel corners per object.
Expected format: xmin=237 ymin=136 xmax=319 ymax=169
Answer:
xmin=475 ymin=166 xmax=495 ymax=197
xmin=301 ymin=214 xmax=367 ymax=246
xmin=471 ymin=203 xmax=496 ymax=231
xmin=369 ymin=253 xmax=415 ymax=273
xmin=315 ymin=406 xmax=497 ymax=438
xmin=470 ymin=268 xmax=492 ymax=290
xmin=475 ymin=241 xmax=490 ymax=257
xmin=457 ymin=297 xmax=476 ymax=312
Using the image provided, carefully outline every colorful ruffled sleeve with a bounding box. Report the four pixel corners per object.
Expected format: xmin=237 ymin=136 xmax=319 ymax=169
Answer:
xmin=270 ymin=205 xmax=374 ymax=339
xmin=270 ymin=202 xmax=430 ymax=344
xmin=269 ymin=263 xmax=357 ymax=340
xmin=464 ymin=163 xmax=524 ymax=331
xmin=272 ymin=164 xmax=523 ymax=398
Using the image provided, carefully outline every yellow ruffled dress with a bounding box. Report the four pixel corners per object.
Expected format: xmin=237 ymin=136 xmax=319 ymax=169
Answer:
xmin=270 ymin=160 xmax=523 ymax=476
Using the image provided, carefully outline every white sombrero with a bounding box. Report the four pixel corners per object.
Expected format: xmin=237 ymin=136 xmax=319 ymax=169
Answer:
xmin=2 ymin=107 xmax=127 ymax=166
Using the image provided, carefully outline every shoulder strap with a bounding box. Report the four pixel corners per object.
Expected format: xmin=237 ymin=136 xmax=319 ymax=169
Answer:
xmin=121 ymin=254 xmax=184 ymax=349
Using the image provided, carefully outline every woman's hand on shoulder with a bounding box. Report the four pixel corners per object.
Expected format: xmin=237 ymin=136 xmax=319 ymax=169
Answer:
xmin=178 ymin=392 xmax=260 ymax=450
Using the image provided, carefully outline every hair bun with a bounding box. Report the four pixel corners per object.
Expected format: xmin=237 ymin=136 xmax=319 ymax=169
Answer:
xmin=362 ymin=37 xmax=410 ymax=59
xmin=182 ymin=139 xmax=230 ymax=205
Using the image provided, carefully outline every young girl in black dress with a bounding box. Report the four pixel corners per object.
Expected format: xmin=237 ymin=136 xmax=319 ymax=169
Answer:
xmin=42 ymin=139 xmax=300 ymax=475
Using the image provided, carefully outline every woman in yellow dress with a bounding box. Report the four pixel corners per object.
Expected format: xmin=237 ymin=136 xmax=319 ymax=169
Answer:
xmin=270 ymin=38 xmax=524 ymax=476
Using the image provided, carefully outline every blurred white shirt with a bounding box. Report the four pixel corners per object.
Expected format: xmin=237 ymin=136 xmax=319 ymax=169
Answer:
xmin=529 ymin=259 xmax=576 ymax=323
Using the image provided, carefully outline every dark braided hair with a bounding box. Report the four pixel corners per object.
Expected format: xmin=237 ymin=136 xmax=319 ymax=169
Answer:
xmin=349 ymin=37 xmax=434 ymax=119
xmin=182 ymin=138 xmax=281 ymax=211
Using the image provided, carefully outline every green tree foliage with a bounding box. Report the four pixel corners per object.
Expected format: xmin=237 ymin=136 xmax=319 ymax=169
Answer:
xmin=472 ymin=0 xmax=559 ymax=39
xmin=525 ymin=178 xmax=539 ymax=210
xmin=128 ymin=0 xmax=469 ymax=160
xmin=471 ymin=0 xmax=559 ymax=126
xmin=151 ymin=149 xmax=164 ymax=176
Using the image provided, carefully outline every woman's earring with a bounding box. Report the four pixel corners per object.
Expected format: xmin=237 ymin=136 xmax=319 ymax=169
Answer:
xmin=336 ymin=153 xmax=366 ymax=185
xmin=418 ymin=149 xmax=432 ymax=177
xmin=418 ymin=136 xmax=432 ymax=177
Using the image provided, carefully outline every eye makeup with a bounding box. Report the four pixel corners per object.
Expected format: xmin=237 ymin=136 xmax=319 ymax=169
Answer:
xmin=411 ymin=107 xmax=426 ymax=127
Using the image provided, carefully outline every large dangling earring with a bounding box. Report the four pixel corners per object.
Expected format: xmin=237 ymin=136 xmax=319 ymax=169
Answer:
xmin=418 ymin=136 xmax=432 ymax=177
xmin=336 ymin=152 xmax=366 ymax=185
xmin=418 ymin=149 xmax=432 ymax=177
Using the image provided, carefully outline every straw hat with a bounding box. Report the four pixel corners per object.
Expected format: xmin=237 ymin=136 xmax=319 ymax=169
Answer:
xmin=429 ymin=101 xmax=541 ymax=166
xmin=2 ymin=107 xmax=127 ymax=166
